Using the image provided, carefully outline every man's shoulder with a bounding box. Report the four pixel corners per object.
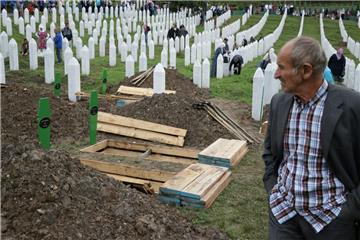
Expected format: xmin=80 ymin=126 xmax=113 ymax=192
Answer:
xmin=328 ymin=84 xmax=360 ymax=106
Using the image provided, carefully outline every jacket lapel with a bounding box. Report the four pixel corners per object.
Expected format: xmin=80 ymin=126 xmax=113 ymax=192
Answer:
xmin=321 ymin=85 xmax=344 ymax=159
xmin=276 ymin=93 xmax=293 ymax=153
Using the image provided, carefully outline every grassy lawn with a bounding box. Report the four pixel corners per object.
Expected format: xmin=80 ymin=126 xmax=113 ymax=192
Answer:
xmin=343 ymin=19 xmax=360 ymax=42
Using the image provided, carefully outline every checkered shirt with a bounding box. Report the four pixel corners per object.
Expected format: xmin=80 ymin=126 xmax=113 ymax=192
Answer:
xmin=269 ymin=80 xmax=346 ymax=233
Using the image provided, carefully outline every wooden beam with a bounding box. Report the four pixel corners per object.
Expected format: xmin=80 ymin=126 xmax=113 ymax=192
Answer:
xmin=98 ymin=111 xmax=187 ymax=137
xmin=117 ymin=86 xmax=176 ymax=97
xmin=202 ymin=171 xmax=232 ymax=208
xmin=80 ymin=140 xmax=108 ymax=153
xmin=97 ymin=122 xmax=185 ymax=146
xmin=79 ymin=157 xmax=176 ymax=182
xmin=106 ymin=173 xmax=163 ymax=193
xmin=102 ymin=148 xmax=196 ymax=165
xmin=107 ymin=140 xmax=199 ymax=158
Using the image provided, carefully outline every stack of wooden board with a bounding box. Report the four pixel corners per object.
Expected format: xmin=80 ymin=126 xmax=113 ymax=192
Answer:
xmin=79 ymin=139 xmax=200 ymax=193
xmin=117 ymin=86 xmax=176 ymax=97
xmin=97 ymin=112 xmax=187 ymax=146
xmin=198 ymin=138 xmax=248 ymax=168
xmin=159 ymin=163 xmax=231 ymax=208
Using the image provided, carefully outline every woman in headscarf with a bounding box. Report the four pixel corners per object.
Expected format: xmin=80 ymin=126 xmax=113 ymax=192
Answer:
xmin=328 ymin=47 xmax=346 ymax=83
xmin=210 ymin=43 xmax=225 ymax=77
xmin=36 ymin=25 xmax=48 ymax=52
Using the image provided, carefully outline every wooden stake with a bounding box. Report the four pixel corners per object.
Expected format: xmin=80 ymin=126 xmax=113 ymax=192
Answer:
xmin=89 ymin=90 xmax=98 ymax=144
xmin=38 ymin=98 xmax=51 ymax=150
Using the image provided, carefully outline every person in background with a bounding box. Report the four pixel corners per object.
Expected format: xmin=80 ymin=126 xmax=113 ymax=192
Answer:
xmin=167 ymin=23 xmax=179 ymax=40
xmin=223 ymin=38 xmax=230 ymax=53
xmin=229 ymin=54 xmax=244 ymax=75
xmin=263 ymin=36 xmax=360 ymax=240
xmin=328 ymin=48 xmax=346 ymax=83
xmin=36 ymin=25 xmax=48 ymax=53
xmin=61 ymin=22 xmax=73 ymax=47
xmin=178 ymin=25 xmax=188 ymax=37
xmin=143 ymin=22 xmax=151 ymax=44
xmin=323 ymin=66 xmax=334 ymax=84
xmin=210 ymin=43 xmax=226 ymax=77
xmin=20 ymin=38 xmax=29 ymax=56
xmin=54 ymin=28 xmax=63 ymax=63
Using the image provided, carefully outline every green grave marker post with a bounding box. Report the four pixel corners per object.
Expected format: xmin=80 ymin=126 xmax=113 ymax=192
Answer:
xmin=101 ymin=69 xmax=108 ymax=94
xmin=38 ymin=98 xmax=51 ymax=150
xmin=89 ymin=90 xmax=98 ymax=145
xmin=54 ymin=72 xmax=61 ymax=97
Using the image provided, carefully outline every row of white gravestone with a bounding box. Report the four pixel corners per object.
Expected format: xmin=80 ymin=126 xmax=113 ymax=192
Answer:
xmin=192 ymin=59 xmax=210 ymax=89
xmin=251 ymin=63 xmax=281 ymax=121
xmin=347 ymin=36 xmax=360 ymax=60
xmin=216 ymin=10 xmax=231 ymax=28
xmin=236 ymin=10 xmax=269 ymax=46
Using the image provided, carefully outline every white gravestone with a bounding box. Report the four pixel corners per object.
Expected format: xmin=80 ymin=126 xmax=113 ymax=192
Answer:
xmin=0 ymin=31 xmax=9 ymax=58
xmin=88 ymin=37 xmax=95 ymax=59
xmin=196 ymin=42 xmax=202 ymax=62
xmin=125 ymin=55 xmax=135 ymax=77
xmin=148 ymin=40 xmax=154 ymax=59
xmin=25 ymin=24 xmax=32 ymax=41
xmin=99 ymin=36 xmax=106 ymax=57
xmin=13 ymin=9 xmax=19 ymax=25
xmin=64 ymin=47 xmax=73 ymax=75
xmin=67 ymin=57 xmax=81 ymax=102
xmin=131 ymin=41 xmax=138 ymax=62
xmin=216 ymin=54 xmax=224 ymax=79
xmin=79 ymin=20 xmax=84 ymax=37
xmin=0 ymin=53 xmax=5 ymax=84
xmin=75 ymin=38 xmax=83 ymax=59
xmin=6 ymin=17 xmax=12 ymax=36
xmin=80 ymin=46 xmax=90 ymax=75
xmin=44 ymin=48 xmax=54 ymax=83
xmin=202 ymin=58 xmax=210 ymax=88
xmin=180 ymin=35 xmax=185 ymax=51
xmin=29 ymin=38 xmax=38 ymax=70
xmin=161 ymin=48 xmax=168 ymax=68
xmin=184 ymin=45 xmax=190 ymax=66
xmin=252 ymin=68 xmax=265 ymax=121
xmin=153 ymin=63 xmax=165 ymax=94
xmin=193 ymin=60 xmax=202 ymax=87
xmin=175 ymin=36 xmax=179 ymax=52
xmin=30 ymin=16 xmax=36 ymax=33
xmin=169 ymin=47 xmax=176 ymax=69
xmin=18 ymin=17 xmax=24 ymax=35
xmin=9 ymin=39 xmax=19 ymax=70
xmin=139 ymin=51 xmax=147 ymax=72
xmin=191 ymin=43 xmax=196 ymax=64
xmin=120 ymin=41 xmax=127 ymax=62
xmin=109 ymin=43 xmax=117 ymax=66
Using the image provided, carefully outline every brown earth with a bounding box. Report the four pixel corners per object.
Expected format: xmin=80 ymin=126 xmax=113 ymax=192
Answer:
xmin=1 ymin=68 xmax=260 ymax=239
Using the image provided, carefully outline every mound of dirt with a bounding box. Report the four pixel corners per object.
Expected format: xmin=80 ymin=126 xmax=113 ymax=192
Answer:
xmin=1 ymin=144 xmax=228 ymax=240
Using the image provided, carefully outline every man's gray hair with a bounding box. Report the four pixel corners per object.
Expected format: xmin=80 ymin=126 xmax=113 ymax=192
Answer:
xmin=289 ymin=36 xmax=327 ymax=75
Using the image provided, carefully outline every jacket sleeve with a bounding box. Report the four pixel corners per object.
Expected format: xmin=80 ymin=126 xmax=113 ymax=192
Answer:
xmin=262 ymin=95 xmax=278 ymax=194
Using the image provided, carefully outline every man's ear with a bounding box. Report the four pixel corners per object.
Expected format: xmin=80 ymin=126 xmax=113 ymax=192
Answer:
xmin=302 ymin=63 xmax=313 ymax=80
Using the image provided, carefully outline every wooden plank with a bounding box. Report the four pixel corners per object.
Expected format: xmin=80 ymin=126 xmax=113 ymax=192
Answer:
xmin=97 ymin=122 xmax=185 ymax=146
xmin=160 ymin=164 xmax=212 ymax=195
xmin=80 ymin=140 xmax=109 ymax=153
xmin=182 ymin=166 xmax=227 ymax=199
xmin=79 ymin=158 xmax=175 ymax=182
xmin=98 ymin=111 xmax=187 ymax=137
xmin=118 ymin=86 xmax=176 ymax=96
xmin=158 ymin=195 xmax=181 ymax=206
xmin=102 ymin=148 xmax=196 ymax=165
xmin=231 ymin=146 xmax=248 ymax=168
xmin=75 ymin=91 xmax=139 ymax=100
xmin=106 ymin=173 xmax=163 ymax=193
xmin=199 ymin=138 xmax=247 ymax=162
xmin=107 ymin=140 xmax=199 ymax=159
xmin=202 ymin=171 xmax=232 ymax=208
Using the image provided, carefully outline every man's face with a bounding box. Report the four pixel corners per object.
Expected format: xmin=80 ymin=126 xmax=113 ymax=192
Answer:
xmin=274 ymin=44 xmax=303 ymax=94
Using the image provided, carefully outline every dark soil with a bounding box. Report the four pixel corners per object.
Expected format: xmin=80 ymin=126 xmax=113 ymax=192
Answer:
xmin=1 ymin=144 xmax=227 ymax=240
xmin=1 ymin=68 xmax=258 ymax=239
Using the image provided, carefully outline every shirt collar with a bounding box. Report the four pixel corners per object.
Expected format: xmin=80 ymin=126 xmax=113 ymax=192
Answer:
xmin=294 ymin=80 xmax=328 ymax=108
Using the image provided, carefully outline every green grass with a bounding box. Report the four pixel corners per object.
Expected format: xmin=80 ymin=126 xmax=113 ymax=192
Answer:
xmin=302 ymin=16 xmax=321 ymax=41
xmin=323 ymin=18 xmax=359 ymax=64
xmin=343 ymin=19 xmax=360 ymax=42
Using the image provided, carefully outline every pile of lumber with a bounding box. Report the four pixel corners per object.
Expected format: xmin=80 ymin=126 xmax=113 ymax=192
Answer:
xmin=116 ymin=86 xmax=175 ymax=97
xmin=193 ymin=101 xmax=260 ymax=144
xmin=97 ymin=111 xmax=187 ymax=146
xmin=159 ymin=163 xmax=231 ymax=208
xmin=198 ymin=138 xmax=248 ymax=168
xmin=128 ymin=65 xmax=155 ymax=86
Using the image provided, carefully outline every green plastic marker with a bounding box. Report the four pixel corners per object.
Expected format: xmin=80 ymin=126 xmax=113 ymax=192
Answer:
xmin=38 ymin=98 xmax=51 ymax=150
xmin=54 ymin=72 xmax=61 ymax=97
xmin=89 ymin=90 xmax=98 ymax=145
xmin=101 ymin=69 xmax=108 ymax=94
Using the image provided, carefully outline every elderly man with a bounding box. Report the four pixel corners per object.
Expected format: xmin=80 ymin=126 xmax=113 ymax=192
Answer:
xmin=263 ymin=36 xmax=360 ymax=239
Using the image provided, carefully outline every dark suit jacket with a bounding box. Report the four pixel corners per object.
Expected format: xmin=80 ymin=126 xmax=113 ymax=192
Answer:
xmin=263 ymin=83 xmax=360 ymax=218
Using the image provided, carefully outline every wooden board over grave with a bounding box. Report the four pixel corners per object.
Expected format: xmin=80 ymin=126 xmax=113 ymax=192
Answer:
xmin=198 ymin=138 xmax=248 ymax=168
xmin=159 ymin=163 xmax=231 ymax=208
xmin=78 ymin=139 xmax=200 ymax=193
xmin=97 ymin=112 xmax=187 ymax=146
xmin=117 ymin=86 xmax=176 ymax=97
